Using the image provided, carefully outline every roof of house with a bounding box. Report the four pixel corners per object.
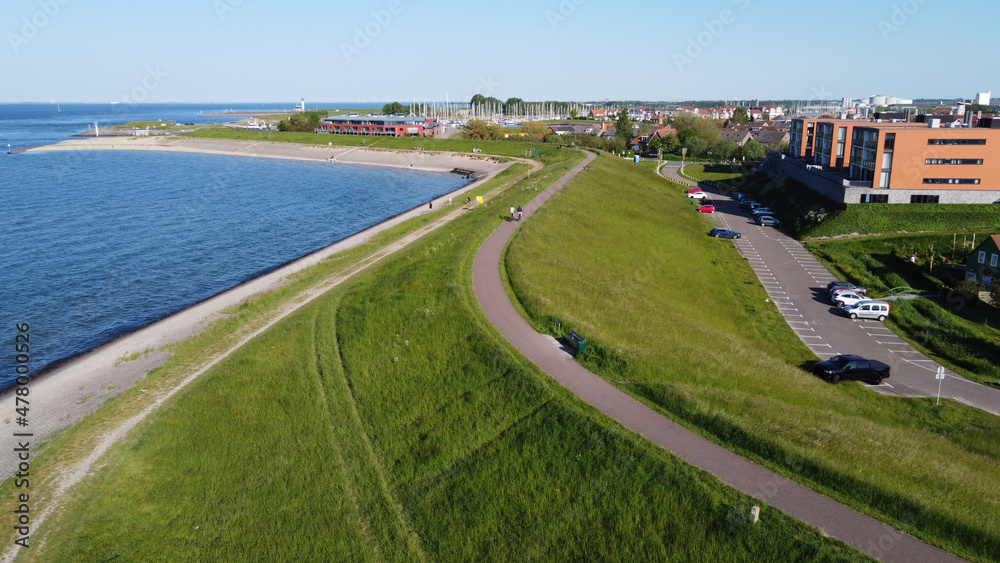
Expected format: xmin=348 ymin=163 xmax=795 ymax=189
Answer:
xmin=654 ymin=127 xmax=678 ymax=138
xmin=755 ymin=130 xmax=790 ymax=145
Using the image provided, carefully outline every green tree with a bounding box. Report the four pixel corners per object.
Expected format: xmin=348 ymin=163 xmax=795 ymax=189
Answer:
xmin=708 ymin=139 xmax=739 ymax=161
xmin=570 ymin=108 xmax=579 ymax=119
xmin=682 ymin=136 xmax=708 ymax=158
xmin=615 ymin=109 xmax=634 ymax=146
xmin=672 ymin=114 xmax=722 ymax=146
xmin=738 ymin=139 xmax=766 ymax=160
xmin=660 ymin=134 xmax=681 ymax=155
xmin=731 ymin=107 xmax=749 ymax=125
xmin=503 ymin=97 xmax=524 ymax=114
xmin=382 ymin=102 xmax=406 ymax=114
xmin=646 ymin=134 xmax=662 ymax=155
xmin=277 ymin=110 xmax=329 ymax=132
xmin=521 ymin=121 xmax=550 ymax=136
xmin=465 ymin=118 xmax=501 ymax=140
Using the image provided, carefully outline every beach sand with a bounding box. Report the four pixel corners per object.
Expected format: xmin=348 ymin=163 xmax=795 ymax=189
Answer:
xmin=1 ymin=138 xmax=511 ymax=479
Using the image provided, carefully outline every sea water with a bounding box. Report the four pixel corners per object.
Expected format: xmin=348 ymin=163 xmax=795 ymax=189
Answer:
xmin=0 ymin=103 xmax=468 ymax=389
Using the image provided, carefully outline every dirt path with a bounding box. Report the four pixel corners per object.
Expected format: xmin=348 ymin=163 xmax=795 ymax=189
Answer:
xmin=472 ymin=151 xmax=963 ymax=563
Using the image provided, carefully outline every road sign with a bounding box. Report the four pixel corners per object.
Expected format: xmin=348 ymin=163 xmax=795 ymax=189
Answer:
xmin=935 ymin=365 xmax=945 ymax=405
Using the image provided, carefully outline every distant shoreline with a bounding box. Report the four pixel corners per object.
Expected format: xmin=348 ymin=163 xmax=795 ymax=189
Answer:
xmin=24 ymin=136 xmax=503 ymax=174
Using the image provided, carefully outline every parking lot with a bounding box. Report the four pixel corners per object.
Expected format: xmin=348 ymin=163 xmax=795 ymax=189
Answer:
xmin=668 ymin=168 xmax=1000 ymax=415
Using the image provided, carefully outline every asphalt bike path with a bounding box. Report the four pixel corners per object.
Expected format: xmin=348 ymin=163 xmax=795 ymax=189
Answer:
xmin=472 ymin=154 xmax=963 ymax=562
xmin=662 ymin=163 xmax=1000 ymax=416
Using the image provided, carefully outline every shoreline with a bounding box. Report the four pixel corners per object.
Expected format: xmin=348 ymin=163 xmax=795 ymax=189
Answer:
xmin=23 ymin=136 xmax=504 ymax=174
xmin=0 ymin=139 xmax=511 ymax=478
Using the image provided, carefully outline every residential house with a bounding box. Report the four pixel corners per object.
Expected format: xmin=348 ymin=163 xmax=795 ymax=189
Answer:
xmin=966 ymin=235 xmax=1000 ymax=285
xmin=721 ymin=127 xmax=753 ymax=146
xmin=589 ymin=109 xmax=608 ymax=120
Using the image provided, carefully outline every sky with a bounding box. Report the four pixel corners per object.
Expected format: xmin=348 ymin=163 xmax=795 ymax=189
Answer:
xmin=2 ymin=0 xmax=996 ymax=104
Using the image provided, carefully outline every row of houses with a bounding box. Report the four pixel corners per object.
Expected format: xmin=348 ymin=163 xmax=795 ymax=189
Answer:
xmin=586 ymin=105 xmax=785 ymax=123
xmin=721 ymin=121 xmax=791 ymax=148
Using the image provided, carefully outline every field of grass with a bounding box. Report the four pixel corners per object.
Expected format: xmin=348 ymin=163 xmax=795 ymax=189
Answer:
xmin=505 ymin=154 xmax=1000 ymax=562
xmin=5 ymin=149 xmax=869 ymax=561
xmin=803 ymin=203 xmax=1000 ymax=239
xmin=806 ymin=234 xmax=1000 ymax=386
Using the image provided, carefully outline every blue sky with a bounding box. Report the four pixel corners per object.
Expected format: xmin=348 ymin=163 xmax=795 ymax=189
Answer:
xmin=2 ymin=0 xmax=995 ymax=103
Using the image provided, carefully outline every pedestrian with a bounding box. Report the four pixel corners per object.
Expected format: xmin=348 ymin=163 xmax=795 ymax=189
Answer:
xmin=448 ymin=197 xmax=452 ymax=205
xmin=429 ymin=201 xmax=433 ymax=210
xmin=516 ymin=206 xmax=523 ymax=221
xmin=509 ymin=206 xmax=515 ymax=220
xmin=466 ymin=197 xmax=471 ymax=204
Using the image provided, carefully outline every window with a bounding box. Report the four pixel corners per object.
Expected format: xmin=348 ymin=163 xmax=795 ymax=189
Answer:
xmin=910 ymin=195 xmax=940 ymax=204
xmin=883 ymin=133 xmax=895 ymax=150
xmin=925 ymin=158 xmax=983 ymax=165
xmin=922 ymin=178 xmax=980 ymax=185
xmin=927 ymin=138 xmax=986 ymax=145
xmin=979 ymin=251 xmax=987 ymax=264
xmin=860 ymin=194 xmax=889 ymax=203
xmin=992 ymin=254 xmax=999 ymax=267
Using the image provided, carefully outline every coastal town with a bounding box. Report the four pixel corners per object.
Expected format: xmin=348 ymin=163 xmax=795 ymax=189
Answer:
xmin=3 ymin=1 xmax=999 ymax=562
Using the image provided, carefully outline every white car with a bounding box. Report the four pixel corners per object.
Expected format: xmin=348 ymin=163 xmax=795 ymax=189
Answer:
xmin=751 ymin=207 xmax=774 ymax=216
xmin=687 ymin=191 xmax=708 ymax=199
xmin=833 ymin=291 xmax=866 ymax=308
xmin=843 ymin=301 xmax=891 ymax=321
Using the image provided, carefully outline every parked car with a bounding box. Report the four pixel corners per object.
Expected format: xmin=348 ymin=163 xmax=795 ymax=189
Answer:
xmin=687 ymin=187 xmax=703 ymax=194
xmin=697 ymin=205 xmax=715 ymax=213
xmin=832 ymin=291 xmax=867 ymax=308
xmin=708 ymin=228 xmax=741 ymax=239
xmin=827 ymin=281 xmax=867 ymax=297
xmin=739 ymin=200 xmax=758 ymax=210
xmin=687 ymin=191 xmax=708 ymax=199
xmin=733 ymin=192 xmax=746 ymax=201
xmin=843 ymin=300 xmax=890 ymax=321
xmin=751 ymin=207 xmax=774 ymax=216
xmin=756 ymin=216 xmax=783 ymax=227
xmin=813 ymin=354 xmax=891 ymax=385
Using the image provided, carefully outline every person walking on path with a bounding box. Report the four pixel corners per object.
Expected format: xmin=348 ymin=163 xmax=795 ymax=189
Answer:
xmin=516 ymin=206 xmax=523 ymax=221
xmin=509 ymin=206 xmax=515 ymax=220
xmin=429 ymin=201 xmax=433 ymax=210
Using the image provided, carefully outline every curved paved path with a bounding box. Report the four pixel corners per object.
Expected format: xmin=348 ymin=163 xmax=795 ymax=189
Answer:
xmin=472 ymin=151 xmax=962 ymax=562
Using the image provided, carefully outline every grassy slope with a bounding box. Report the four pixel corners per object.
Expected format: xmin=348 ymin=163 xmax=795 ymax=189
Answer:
xmin=505 ymin=154 xmax=1000 ymax=562
xmin=12 ymin=150 xmax=868 ymax=561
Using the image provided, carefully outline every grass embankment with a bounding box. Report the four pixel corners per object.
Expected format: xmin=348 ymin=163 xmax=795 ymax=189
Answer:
xmin=806 ymin=234 xmax=1000 ymax=386
xmin=5 ymin=149 xmax=867 ymax=561
xmin=506 ymin=154 xmax=1000 ymax=562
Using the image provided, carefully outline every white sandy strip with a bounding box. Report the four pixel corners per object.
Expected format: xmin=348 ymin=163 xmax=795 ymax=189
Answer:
xmin=1 ymin=139 xmax=512 ymax=482
xmin=23 ymin=136 xmax=505 ymax=173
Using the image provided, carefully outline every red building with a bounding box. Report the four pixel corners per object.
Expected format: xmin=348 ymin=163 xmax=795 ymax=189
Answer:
xmin=317 ymin=115 xmax=441 ymax=137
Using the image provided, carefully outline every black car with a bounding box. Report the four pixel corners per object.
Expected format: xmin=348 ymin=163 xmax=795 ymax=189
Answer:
xmin=708 ymin=228 xmax=741 ymax=239
xmin=813 ymin=354 xmax=891 ymax=385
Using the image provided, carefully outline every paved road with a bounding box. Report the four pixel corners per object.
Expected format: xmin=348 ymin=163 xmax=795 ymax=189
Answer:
xmin=663 ymin=164 xmax=1000 ymax=416
xmin=474 ymin=153 xmax=963 ymax=562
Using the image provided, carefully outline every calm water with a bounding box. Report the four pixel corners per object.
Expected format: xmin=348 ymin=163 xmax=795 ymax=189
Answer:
xmin=0 ymin=103 xmax=468 ymax=389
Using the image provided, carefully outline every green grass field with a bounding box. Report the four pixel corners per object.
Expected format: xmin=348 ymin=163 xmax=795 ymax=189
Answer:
xmin=505 ymin=154 xmax=1000 ymax=562
xmin=6 ymin=149 xmax=870 ymax=561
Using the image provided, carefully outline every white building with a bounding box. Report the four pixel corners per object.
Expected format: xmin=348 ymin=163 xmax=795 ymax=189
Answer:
xmin=975 ymin=91 xmax=991 ymax=105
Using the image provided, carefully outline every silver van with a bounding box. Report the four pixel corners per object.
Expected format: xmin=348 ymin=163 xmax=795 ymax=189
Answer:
xmin=843 ymin=300 xmax=890 ymax=321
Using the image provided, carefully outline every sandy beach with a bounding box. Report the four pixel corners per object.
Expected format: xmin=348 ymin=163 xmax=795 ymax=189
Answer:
xmin=1 ymin=138 xmax=511 ymax=479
